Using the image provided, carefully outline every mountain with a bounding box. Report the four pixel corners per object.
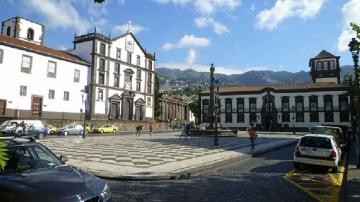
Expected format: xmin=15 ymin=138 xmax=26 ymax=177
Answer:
xmin=156 ymin=66 xmax=354 ymax=87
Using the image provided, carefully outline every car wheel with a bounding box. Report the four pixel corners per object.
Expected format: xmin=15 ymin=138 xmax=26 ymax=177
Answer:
xmin=112 ymin=129 xmax=116 ymax=133
xmin=64 ymin=131 xmax=68 ymax=136
xmin=16 ymin=131 xmax=23 ymax=137
xmin=100 ymin=130 xmax=104 ymax=133
xmin=332 ymin=166 xmax=338 ymax=173
xmin=294 ymin=162 xmax=301 ymax=169
xmin=38 ymin=133 xmax=44 ymax=139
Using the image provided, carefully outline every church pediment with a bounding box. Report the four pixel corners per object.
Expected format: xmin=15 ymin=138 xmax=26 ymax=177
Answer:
xmin=122 ymin=91 xmax=135 ymax=98
xmin=135 ymin=98 xmax=145 ymax=106
xmin=109 ymin=94 xmax=121 ymax=101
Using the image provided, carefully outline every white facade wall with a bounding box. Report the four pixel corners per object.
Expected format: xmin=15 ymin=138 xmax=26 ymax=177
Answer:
xmin=201 ymin=89 xmax=350 ymax=129
xmin=0 ymin=44 xmax=88 ymax=116
xmin=71 ymin=41 xmax=93 ymax=63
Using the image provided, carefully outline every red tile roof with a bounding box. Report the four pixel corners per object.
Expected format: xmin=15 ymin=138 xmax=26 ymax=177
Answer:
xmin=201 ymin=82 xmax=348 ymax=94
xmin=0 ymin=34 xmax=88 ymax=65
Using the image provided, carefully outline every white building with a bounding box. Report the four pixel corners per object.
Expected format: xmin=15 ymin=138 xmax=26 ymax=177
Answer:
xmin=0 ymin=17 xmax=89 ymax=120
xmin=71 ymin=28 xmax=156 ymax=121
xmin=200 ymin=50 xmax=351 ymax=131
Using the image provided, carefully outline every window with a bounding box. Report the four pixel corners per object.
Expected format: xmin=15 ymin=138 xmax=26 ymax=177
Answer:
xmin=237 ymin=98 xmax=244 ymax=113
xmin=148 ymin=60 xmax=153 ymax=70
xmin=47 ymin=61 xmax=57 ymax=78
xmin=6 ymin=26 xmax=11 ymax=36
xmin=63 ymin=91 xmax=69 ymax=101
xmin=249 ymin=98 xmax=256 ymax=112
xmin=324 ymin=95 xmax=333 ymax=122
xmin=202 ymin=99 xmax=209 ymax=122
xmin=74 ymin=69 xmax=80 ymax=82
xmin=323 ymin=61 xmax=328 ymax=70
xmin=340 ymin=95 xmax=349 ymax=122
xmin=309 ymin=95 xmax=318 ymax=122
xmin=316 ymin=61 xmax=322 ymax=71
xmin=98 ymin=89 xmax=104 ymax=101
xmin=127 ymin=51 xmax=132 ymax=64
xmin=99 ymin=72 xmax=105 ymax=85
xmin=114 ymin=76 xmax=120 ymax=87
xmin=21 ymin=55 xmax=32 ymax=73
xmin=114 ymin=63 xmax=120 ymax=74
xmin=324 ymin=95 xmax=333 ymax=112
xmin=136 ymin=55 xmax=140 ymax=66
xmin=0 ymin=49 xmax=3 ymax=64
xmin=281 ymin=97 xmax=290 ymax=122
xmin=125 ymin=73 xmax=132 ymax=82
xmin=48 ymin=89 xmax=55 ymax=99
xmin=147 ymin=84 xmax=152 ymax=94
xmin=329 ymin=60 xmax=335 ymax=70
xmin=99 ymin=58 xmax=105 ymax=70
xmin=20 ymin=85 xmax=27 ymax=96
xmin=309 ymin=96 xmax=318 ymax=112
xmin=147 ymin=97 xmax=152 ymax=107
xmin=281 ymin=97 xmax=289 ymax=112
xmin=295 ymin=96 xmax=304 ymax=122
xmin=100 ymin=43 xmax=106 ymax=55
xmin=116 ymin=48 xmax=121 ymax=59
xmin=136 ymin=82 xmax=141 ymax=91
xmin=27 ymin=28 xmax=34 ymax=40
xmin=136 ymin=69 xmax=141 ymax=80
xmin=148 ymin=73 xmax=152 ymax=83
xmin=225 ymin=98 xmax=232 ymax=123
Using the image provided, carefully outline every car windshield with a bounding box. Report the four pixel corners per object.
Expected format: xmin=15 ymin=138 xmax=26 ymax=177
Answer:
xmin=299 ymin=136 xmax=332 ymax=149
xmin=1 ymin=144 xmax=63 ymax=174
xmin=312 ymin=127 xmax=339 ymax=135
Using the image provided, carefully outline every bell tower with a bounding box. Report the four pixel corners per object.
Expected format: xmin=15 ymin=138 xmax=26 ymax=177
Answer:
xmin=309 ymin=50 xmax=341 ymax=84
xmin=1 ymin=17 xmax=44 ymax=45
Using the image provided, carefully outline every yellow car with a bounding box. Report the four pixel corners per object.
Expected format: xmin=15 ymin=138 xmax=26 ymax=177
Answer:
xmin=95 ymin=124 xmax=118 ymax=133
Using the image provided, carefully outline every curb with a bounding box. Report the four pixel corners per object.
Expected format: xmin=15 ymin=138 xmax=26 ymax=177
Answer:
xmin=93 ymin=139 xmax=298 ymax=181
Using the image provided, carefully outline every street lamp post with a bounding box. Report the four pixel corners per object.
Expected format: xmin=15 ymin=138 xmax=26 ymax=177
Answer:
xmin=292 ymin=105 xmax=296 ymax=135
xmin=208 ymin=64 xmax=215 ymax=129
xmin=214 ymin=82 xmax=220 ymax=146
xmin=348 ymin=37 xmax=360 ymax=168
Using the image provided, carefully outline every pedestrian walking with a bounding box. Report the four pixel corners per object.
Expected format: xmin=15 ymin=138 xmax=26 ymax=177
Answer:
xmin=186 ymin=123 xmax=191 ymax=138
xmin=136 ymin=125 xmax=141 ymax=136
xmin=149 ymin=122 xmax=153 ymax=136
xmin=248 ymin=123 xmax=257 ymax=150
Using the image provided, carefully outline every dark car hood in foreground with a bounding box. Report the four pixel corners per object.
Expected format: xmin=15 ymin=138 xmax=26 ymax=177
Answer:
xmin=0 ymin=165 xmax=105 ymax=202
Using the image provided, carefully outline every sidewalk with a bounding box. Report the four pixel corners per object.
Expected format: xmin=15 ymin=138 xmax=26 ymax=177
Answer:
xmin=40 ymin=132 xmax=300 ymax=180
xmin=343 ymin=137 xmax=360 ymax=201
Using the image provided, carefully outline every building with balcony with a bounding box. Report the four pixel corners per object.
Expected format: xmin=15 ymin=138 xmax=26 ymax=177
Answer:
xmin=200 ymin=50 xmax=350 ymax=131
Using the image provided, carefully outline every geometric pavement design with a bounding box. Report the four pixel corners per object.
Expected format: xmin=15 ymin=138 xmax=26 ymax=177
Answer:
xmin=40 ymin=134 xmax=288 ymax=168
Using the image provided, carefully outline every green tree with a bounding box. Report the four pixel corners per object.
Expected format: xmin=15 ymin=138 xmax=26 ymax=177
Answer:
xmin=189 ymin=96 xmax=201 ymax=124
xmin=0 ymin=140 xmax=8 ymax=171
xmin=154 ymin=74 xmax=163 ymax=121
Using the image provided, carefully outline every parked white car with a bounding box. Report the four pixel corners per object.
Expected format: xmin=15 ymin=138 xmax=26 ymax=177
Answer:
xmin=293 ymin=134 xmax=342 ymax=172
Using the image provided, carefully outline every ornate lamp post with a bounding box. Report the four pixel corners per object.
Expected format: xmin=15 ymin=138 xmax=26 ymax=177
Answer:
xmin=214 ymin=81 xmax=220 ymax=146
xmin=348 ymin=37 xmax=360 ymax=168
xmin=208 ymin=64 xmax=216 ymax=129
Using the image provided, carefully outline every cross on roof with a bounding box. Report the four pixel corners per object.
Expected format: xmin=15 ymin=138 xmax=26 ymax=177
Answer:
xmin=127 ymin=20 xmax=132 ymax=33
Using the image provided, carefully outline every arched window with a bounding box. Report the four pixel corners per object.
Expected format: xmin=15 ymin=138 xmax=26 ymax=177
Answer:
xmin=27 ymin=28 xmax=34 ymax=40
xmin=6 ymin=27 xmax=11 ymax=36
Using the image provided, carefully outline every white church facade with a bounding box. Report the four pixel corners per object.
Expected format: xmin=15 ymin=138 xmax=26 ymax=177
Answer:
xmin=200 ymin=50 xmax=351 ymax=131
xmin=0 ymin=16 xmax=155 ymax=121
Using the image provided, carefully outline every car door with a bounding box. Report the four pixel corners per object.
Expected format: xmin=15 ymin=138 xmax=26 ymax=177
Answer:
xmin=104 ymin=125 xmax=111 ymax=133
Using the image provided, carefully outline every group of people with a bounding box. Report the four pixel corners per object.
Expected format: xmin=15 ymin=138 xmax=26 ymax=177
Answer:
xmin=135 ymin=123 xmax=153 ymax=136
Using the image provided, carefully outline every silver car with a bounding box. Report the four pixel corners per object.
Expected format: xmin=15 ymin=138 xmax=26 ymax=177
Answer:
xmin=58 ymin=124 xmax=84 ymax=136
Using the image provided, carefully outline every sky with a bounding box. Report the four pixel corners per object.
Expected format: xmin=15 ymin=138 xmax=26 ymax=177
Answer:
xmin=1 ymin=0 xmax=360 ymax=75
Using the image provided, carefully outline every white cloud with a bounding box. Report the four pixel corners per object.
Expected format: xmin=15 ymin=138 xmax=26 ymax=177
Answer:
xmin=161 ymin=35 xmax=211 ymax=51
xmin=194 ymin=17 xmax=230 ymax=34
xmin=255 ymin=0 xmax=325 ymax=31
xmin=22 ymin=0 xmax=91 ymax=34
xmin=159 ymin=62 xmax=267 ymax=75
xmin=112 ymin=22 xmax=146 ymax=35
xmin=152 ymin=0 xmax=241 ymax=15
xmin=337 ymin=0 xmax=360 ymax=52
xmin=186 ymin=49 xmax=198 ymax=65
